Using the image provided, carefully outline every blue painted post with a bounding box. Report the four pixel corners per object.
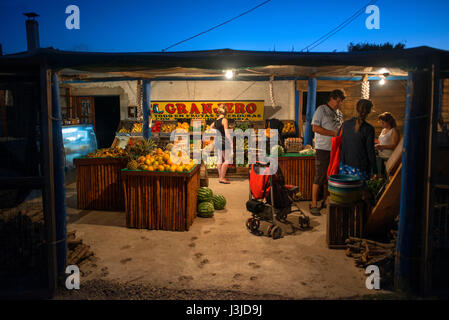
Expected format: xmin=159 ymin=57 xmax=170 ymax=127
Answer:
xmin=142 ymin=80 xmax=151 ymax=139
xmin=51 ymin=73 xmax=67 ymax=275
xmin=295 ymin=88 xmax=300 ymax=138
xmin=303 ymin=78 xmax=317 ymax=146
xmin=395 ymin=71 xmax=431 ymax=293
xmin=438 ymin=80 xmax=443 ymax=121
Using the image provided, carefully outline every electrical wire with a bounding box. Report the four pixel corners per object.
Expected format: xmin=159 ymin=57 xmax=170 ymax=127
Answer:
xmin=301 ymin=0 xmax=379 ymax=52
xmin=162 ymin=0 xmax=272 ymax=52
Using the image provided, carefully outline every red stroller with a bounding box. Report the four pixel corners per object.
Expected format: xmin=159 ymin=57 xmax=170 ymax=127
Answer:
xmin=245 ymin=162 xmax=311 ymax=239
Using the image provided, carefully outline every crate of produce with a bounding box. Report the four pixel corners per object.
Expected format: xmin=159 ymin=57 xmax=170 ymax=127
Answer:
xmin=326 ymin=200 xmax=367 ymax=249
xmin=160 ymin=121 xmax=177 ymax=134
xmin=281 ymin=120 xmax=296 ymax=136
xmin=284 ymin=137 xmax=303 ymax=153
xmin=116 ymin=120 xmax=134 ymax=134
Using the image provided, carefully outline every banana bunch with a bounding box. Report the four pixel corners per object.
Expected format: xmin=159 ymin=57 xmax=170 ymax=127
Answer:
xmin=161 ymin=123 xmax=176 ymax=133
xmin=131 ymin=123 xmax=143 ymax=133
xmin=86 ymin=147 xmax=128 ymax=158
xmin=118 ymin=127 xmax=129 ymax=133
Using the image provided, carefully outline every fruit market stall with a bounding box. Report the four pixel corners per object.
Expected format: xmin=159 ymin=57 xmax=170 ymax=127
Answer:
xmin=74 ymin=147 xmax=128 ymax=211
xmin=277 ymin=147 xmax=316 ymax=200
xmin=122 ymin=164 xmax=200 ymax=231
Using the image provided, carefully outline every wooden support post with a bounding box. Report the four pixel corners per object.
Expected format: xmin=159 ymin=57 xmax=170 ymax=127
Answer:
xmin=294 ymin=85 xmax=301 ymax=138
xmin=142 ymin=80 xmax=151 ymax=139
xmin=51 ymin=72 xmax=67 ymax=276
xmin=395 ymin=69 xmax=432 ymax=293
xmin=303 ymin=78 xmax=317 ymax=146
xmin=40 ymin=66 xmax=57 ymax=297
xmin=422 ymin=56 xmax=441 ymax=295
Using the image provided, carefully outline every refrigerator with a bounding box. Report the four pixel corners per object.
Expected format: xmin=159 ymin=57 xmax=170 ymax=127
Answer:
xmin=62 ymin=124 xmax=97 ymax=168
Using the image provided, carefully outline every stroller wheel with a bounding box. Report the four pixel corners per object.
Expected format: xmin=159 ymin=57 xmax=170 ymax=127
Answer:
xmin=299 ymin=216 xmax=311 ymax=229
xmin=246 ymin=218 xmax=253 ymax=230
xmin=247 ymin=217 xmax=260 ymax=233
xmin=271 ymin=226 xmax=283 ymax=240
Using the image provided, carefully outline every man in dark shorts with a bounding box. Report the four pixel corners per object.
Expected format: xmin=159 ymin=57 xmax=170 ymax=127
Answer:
xmin=310 ymin=89 xmax=345 ymax=215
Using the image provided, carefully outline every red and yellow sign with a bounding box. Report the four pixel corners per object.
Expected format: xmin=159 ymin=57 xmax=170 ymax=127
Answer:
xmin=150 ymin=101 xmax=264 ymax=121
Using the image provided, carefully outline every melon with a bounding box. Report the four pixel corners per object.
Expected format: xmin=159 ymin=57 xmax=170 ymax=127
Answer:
xmin=197 ymin=187 xmax=213 ymax=202
xmin=212 ymin=194 xmax=226 ymax=210
xmin=198 ymin=201 xmax=214 ymax=218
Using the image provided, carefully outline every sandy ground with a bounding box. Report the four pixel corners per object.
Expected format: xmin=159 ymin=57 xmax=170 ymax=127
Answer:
xmin=56 ymin=175 xmax=394 ymax=299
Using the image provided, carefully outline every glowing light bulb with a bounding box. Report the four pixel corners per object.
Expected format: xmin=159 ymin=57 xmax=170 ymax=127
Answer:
xmin=379 ymin=76 xmax=386 ymax=85
xmin=225 ymin=70 xmax=234 ymax=79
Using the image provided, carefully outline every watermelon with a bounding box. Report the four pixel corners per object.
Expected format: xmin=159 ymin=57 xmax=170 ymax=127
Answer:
xmin=271 ymin=145 xmax=285 ymax=156
xmin=198 ymin=201 xmax=214 ymax=218
xmin=212 ymin=194 xmax=226 ymax=210
xmin=197 ymin=187 xmax=213 ymax=202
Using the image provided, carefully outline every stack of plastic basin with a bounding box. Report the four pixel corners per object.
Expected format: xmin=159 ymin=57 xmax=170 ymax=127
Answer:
xmin=328 ymin=174 xmax=363 ymax=204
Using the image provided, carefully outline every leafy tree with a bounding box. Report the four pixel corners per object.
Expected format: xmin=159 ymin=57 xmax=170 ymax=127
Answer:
xmin=347 ymin=42 xmax=405 ymax=52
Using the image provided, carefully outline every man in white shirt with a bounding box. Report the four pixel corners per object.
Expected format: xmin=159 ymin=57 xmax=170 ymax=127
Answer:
xmin=310 ymin=89 xmax=345 ymax=215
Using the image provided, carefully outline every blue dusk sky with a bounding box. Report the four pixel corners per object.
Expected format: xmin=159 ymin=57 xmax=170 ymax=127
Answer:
xmin=0 ymin=0 xmax=448 ymax=54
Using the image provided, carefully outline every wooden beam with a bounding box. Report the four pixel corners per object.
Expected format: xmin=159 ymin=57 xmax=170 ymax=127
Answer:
xmin=40 ymin=66 xmax=57 ymax=297
xmin=366 ymin=163 xmax=402 ymax=236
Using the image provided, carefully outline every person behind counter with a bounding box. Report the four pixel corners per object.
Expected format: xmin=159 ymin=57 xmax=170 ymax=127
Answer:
xmin=339 ymin=99 xmax=378 ymax=181
xmin=375 ymin=112 xmax=400 ymax=159
xmin=310 ymin=89 xmax=345 ymax=216
xmin=210 ymin=105 xmax=233 ymax=184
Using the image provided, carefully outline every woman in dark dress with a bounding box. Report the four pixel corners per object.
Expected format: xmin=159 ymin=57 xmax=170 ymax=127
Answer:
xmin=210 ymin=105 xmax=233 ymax=184
xmin=339 ymin=99 xmax=378 ymax=181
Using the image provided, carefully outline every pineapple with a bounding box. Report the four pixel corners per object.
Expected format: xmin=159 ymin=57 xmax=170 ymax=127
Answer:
xmin=127 ymin=138 xmax=156 ymax=160
xmin=127 ymin=160 xmax=138 ymax=170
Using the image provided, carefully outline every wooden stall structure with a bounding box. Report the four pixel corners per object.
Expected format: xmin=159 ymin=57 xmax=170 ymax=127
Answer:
xmin=74 ymin=158 xmax=128 ymax=211
xmin=278 ymin=154 xmax=315 ymax=200
xmin=327 ymin=200 xmax=367 ymax=249
xmin=122 ymin=165 xmax=200 ymax=231
xmin=296 ymin=79 xmax=407 ymax=137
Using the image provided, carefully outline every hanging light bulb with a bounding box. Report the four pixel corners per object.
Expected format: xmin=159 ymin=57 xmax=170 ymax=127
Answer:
xmin=225 ymin=70 xmax=234 ymax=79
xmin=379 ymin=75 xmax=386 ymax=85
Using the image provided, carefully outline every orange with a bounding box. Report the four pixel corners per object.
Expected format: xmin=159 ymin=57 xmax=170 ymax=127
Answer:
xmin=141 ymin=165 xmax=148 ymax=171
xmin=145 ymin=154 xmax=151 ymax=159
xmin=147 ymin=166 xmax=154 ymax=171
xmin=176 ymin=166 xmax=183 ymax=172
xmin=157 ymin=148 xmax=163 ymax=155
xmin=158 ymin=165 xmax=165 ymax=171
xmin=166 ymin=158 xmax=173 ymax=166
xmin=138 ymin=156 xmax=145 ymax=163
xmin=169 ymin=165 xmax=176 ymax=172
xmin=153 ymin=161 xmax=159 ymax=167
xmin=163 ymin=154 xmax=170 ymax=162
xmin=145 ymin=159 xmax=151 ymax=165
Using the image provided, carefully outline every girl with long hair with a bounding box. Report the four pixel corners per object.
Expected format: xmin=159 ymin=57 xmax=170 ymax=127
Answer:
xmin=339 ymin=99 xmax=378 ymax=181
xmin=210 ymin=104 xmax=233 ymax=184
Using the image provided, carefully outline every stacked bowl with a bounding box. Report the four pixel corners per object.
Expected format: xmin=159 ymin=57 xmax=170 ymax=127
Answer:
xmin=328 ymin=174 xmax=363 ymax=204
